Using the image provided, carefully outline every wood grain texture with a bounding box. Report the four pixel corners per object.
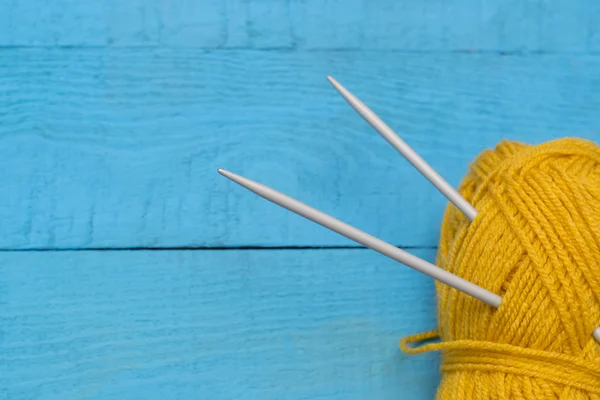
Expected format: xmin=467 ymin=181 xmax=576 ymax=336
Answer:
xmin=1 ymin=50 xmax=600 ymax=249
xmin=0 ymin=248 xmax=440 ymax=400
xmin=1 ymin=0 xmax=599 ymax=52
xmin=3 ymin=2 xmax=595 ymax=398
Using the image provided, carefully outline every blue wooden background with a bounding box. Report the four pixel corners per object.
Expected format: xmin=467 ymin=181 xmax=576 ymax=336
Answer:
xmin=2 ymin=1 xmax=599 ymax=399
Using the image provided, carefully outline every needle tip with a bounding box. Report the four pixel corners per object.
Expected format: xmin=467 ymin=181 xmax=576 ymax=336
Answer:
xmin=326 ymin=75 xmax=339 ymax=87
xmin=326 ymin=75 xmax=352 ymax=103
xmin=217 ymin=168 xmax=232 ymax=178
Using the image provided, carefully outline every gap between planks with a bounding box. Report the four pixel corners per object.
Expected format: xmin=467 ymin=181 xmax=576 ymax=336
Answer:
xmin=0 ymin=245 xmax=439 ymax=252
xmin=3 ymin=46 xmax=600 ymax=56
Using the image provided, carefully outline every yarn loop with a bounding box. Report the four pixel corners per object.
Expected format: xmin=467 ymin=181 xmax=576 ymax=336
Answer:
xmin=401 ymin=138 xmax=600 ymax=399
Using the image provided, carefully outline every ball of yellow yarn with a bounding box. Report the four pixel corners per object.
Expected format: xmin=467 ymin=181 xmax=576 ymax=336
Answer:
xmin=401 ymin=138 xmax=600 ymax=398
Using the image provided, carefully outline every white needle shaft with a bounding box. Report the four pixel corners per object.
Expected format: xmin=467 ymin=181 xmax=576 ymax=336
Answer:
xmin=327 ymin=76 xmax=478 ymax=221
xmin=218 ymin=168 xmax=501 ymax=308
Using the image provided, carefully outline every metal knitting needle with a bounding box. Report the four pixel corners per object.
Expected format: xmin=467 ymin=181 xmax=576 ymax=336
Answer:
xmin=218 ymin=168 xmax=502 ymax=308
xmin=327 ymin=76 xmax=478 ymax=222
xmin=218 ymin=169 xmax=600 ymax=344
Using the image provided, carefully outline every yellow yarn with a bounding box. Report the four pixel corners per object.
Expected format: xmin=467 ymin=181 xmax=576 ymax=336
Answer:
xmin=400 ymin=138 xmax=600 ymax=398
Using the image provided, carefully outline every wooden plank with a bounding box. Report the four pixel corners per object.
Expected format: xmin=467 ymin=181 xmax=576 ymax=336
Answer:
xmin=0 ymin=248 xmax=440 ymax=399
xmin=2 ymin=50 xmax=600 ymax=249
xmin=0 ymin=0 xmax=598 ymax=52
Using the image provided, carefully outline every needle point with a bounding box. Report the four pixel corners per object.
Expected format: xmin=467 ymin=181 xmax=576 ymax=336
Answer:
xmin=217 ymin=168 xmax=234 ymax=179
xmin=326 ymin=75 xmax=345 ymax=93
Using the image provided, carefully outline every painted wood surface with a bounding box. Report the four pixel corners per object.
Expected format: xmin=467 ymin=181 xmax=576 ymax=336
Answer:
xmin=1 ymin=0 xmax=599 ymax=52
xmin=2 ymin=50 xmax=600 ymax=249
xmin=3 ymin=1 xmax=600 ymax=399
xmin=0 ymin=248 xmax=439 ymax=400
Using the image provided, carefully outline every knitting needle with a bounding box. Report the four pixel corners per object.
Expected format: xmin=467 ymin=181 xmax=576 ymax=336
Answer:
xmin=218 ymin=168 xmax=502 ymax=308
xmin=219 ymin=169 xmax=600 ymax=343
xmin=327 ymin=76 xmax=478 ymax=222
